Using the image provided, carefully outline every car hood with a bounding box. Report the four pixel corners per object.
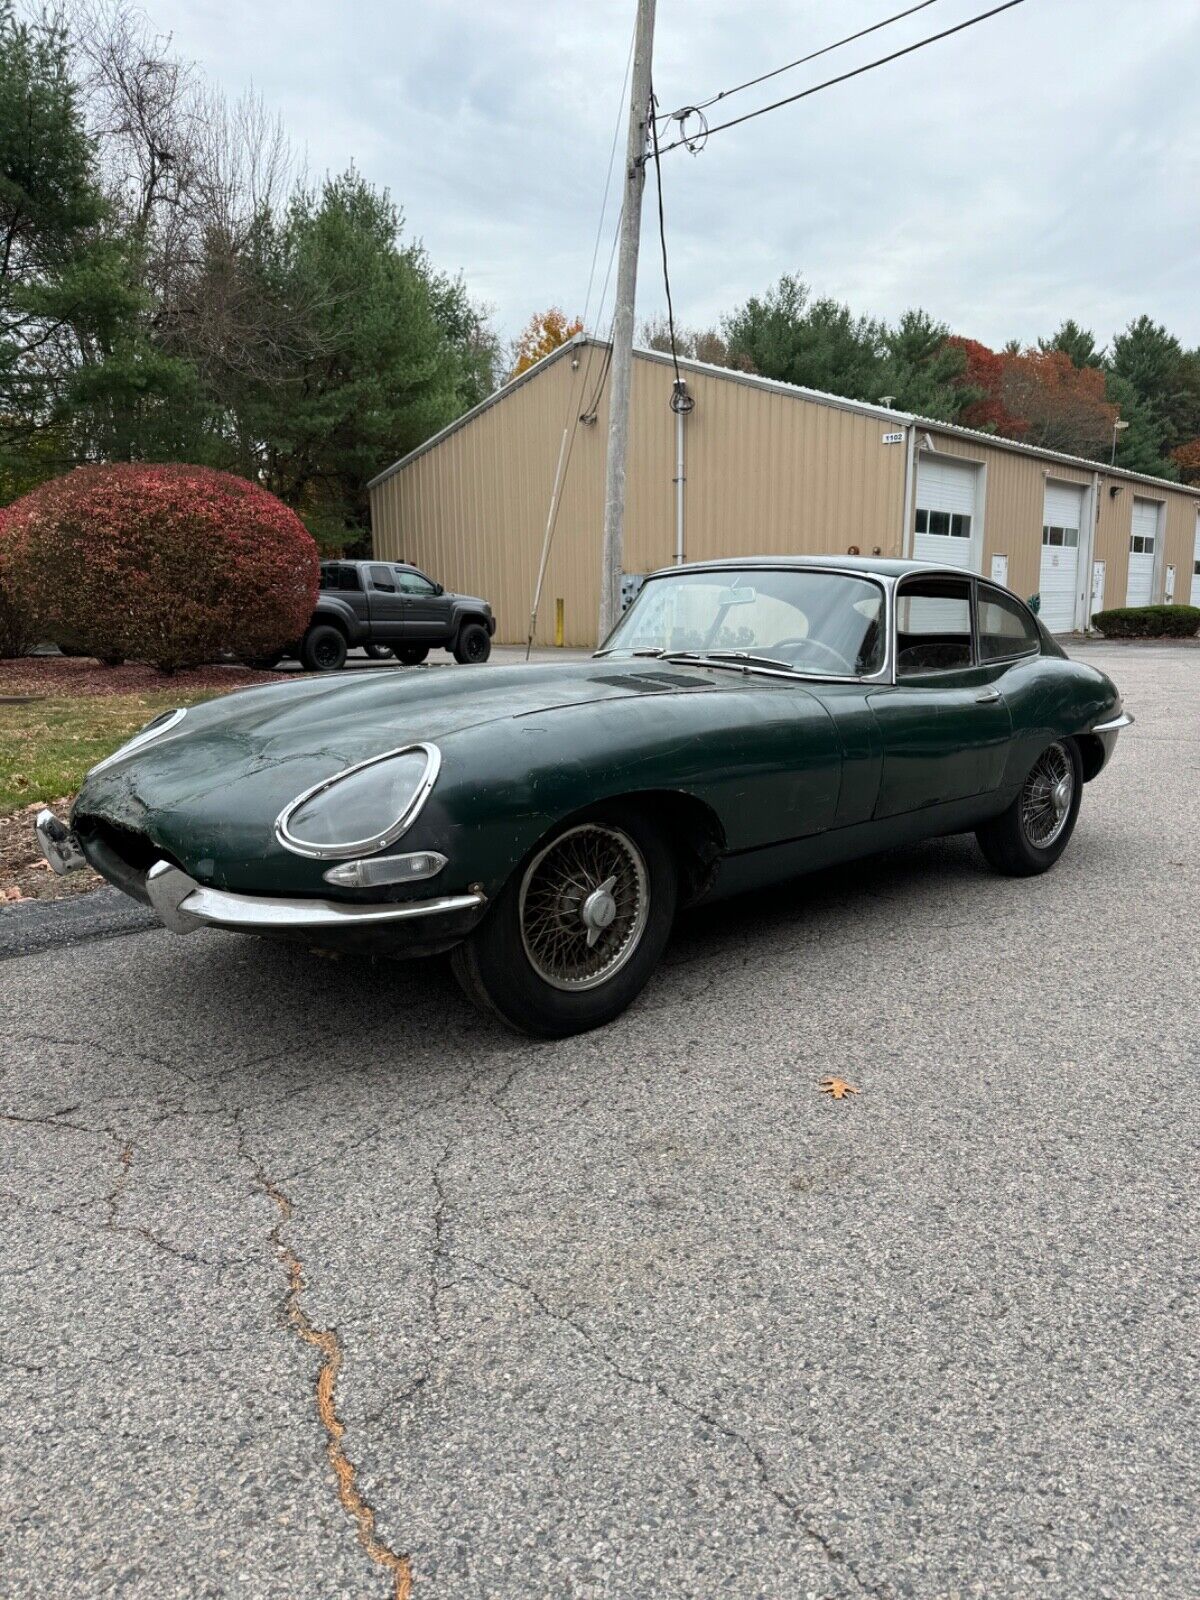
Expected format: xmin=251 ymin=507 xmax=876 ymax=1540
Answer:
xmin=74 ymin=659 xmax=723 ymax=822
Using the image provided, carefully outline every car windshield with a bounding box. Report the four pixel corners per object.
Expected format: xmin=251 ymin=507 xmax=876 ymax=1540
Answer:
xmin=599 ymin=569 xmax=885 ymax=678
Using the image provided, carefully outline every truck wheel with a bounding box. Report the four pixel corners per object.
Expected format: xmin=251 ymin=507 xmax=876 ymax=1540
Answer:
xmin=453 ymin=623 xmax=491 ymax=664
xmin=363 ymin=643 xmax=393 ymax=660
xmin=450 ymin=805 xmax=677 ymax=1037
xmin=396 ymin=645 xmax=429 ymax=665
xmin=301 ymin=625 xmax=347 ymax=672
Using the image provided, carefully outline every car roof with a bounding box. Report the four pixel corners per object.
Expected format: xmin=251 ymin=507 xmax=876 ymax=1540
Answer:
xmin=649 ymin=555 xmax=973 ymax=582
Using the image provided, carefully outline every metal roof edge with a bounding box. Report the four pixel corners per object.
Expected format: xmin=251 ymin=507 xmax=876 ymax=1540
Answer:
xmin=370 ymin=332 xmax=1200 ymax=501
xmin=366 ymin=334 xmax=589 ymax=489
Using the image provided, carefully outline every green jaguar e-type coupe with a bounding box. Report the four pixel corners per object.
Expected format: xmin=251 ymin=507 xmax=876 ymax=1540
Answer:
xmin=37 ymin=558 xmax=1131 ymax=1036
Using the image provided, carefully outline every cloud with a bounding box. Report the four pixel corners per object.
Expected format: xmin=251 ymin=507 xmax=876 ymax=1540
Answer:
xmin=150 ymin=0 xmax=1200 ymax=348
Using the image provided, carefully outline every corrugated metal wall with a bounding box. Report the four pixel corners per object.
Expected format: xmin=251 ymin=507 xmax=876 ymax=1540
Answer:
xmin=372 ymin=348 xmax=907 ymax=645
xmin=371 ymin=345 xmax=1200 ymax=643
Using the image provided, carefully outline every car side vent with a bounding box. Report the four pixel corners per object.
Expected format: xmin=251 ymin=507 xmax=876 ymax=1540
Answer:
xmin=593 ymin=672 xmax=714 ymax=692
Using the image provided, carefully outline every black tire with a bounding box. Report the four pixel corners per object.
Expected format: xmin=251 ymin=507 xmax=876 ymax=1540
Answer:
xmin=453 ymin=622 xmax=491 ymax=664
xmin=976 ymin=738 xmax=1083 ymax=877
xmin=363 ymin=643 xmax=394 ymax=660
xmin=243 ymin=651 xmax=283 ymax=670
xmin=301 ymin=624 xmax=348 ymax=673
xmin=451 ymin=804 xmax=677 ymax=1037
xmin=395 ymin=644 xmax=430 ymax=665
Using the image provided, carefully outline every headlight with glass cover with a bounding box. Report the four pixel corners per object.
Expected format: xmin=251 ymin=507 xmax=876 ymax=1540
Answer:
xmin=87 ymin=707 xmax=187 ymax=777
xmin=274 ymin=743 xmax=441 ymax=860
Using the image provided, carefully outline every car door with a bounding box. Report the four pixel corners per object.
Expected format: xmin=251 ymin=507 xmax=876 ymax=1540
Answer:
xmin=394 ymin=568 xmax=447 ymax=641
xmin=366 ymin=564 xmax=407 ymax=642
xmin=867 ymin=573 xmax=1013 ymax=819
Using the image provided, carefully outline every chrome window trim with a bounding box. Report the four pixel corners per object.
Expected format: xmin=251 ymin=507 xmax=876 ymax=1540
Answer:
xmin=595 ymin=565 xmax=892 ymax=685
xmin=275 ymin=742 xmax=441 ymax=861
xmin=974 ymin=580 xmax=1042 ymax=666
xmin=890 ymin=572 xmax=977 ymax=684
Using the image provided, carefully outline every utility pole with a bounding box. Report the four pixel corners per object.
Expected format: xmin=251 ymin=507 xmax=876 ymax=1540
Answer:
xmin=598 ymin=0 xmax=656 ymax=642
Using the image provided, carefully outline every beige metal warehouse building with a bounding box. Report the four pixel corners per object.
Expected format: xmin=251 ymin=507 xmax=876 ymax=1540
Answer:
xmin=368 ymin=334 xmax=1200 ymax=646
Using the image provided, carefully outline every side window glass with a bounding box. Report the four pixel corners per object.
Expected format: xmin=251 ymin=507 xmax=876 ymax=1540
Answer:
xmin=396 ymin=570 xmax=434 ymax=595
xmin=895 ymin=578 xmax=973 ymax=675
xmin=369 ymin=564 xmax=396 ymax=593
xmin=978 ymin=590 xmax=1039 ymax=661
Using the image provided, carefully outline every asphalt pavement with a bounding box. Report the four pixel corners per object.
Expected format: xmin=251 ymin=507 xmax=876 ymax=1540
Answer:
xmin=2 ymin=640 xmax=1197 ymax=1599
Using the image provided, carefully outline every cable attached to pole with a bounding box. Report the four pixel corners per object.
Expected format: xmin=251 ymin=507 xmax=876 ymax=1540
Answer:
xmin=670 ymin=0 xmax=945 ymax=118
xmin=653 ymin=0 xmax=1026 ymax=157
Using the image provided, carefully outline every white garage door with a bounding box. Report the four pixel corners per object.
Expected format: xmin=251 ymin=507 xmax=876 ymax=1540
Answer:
xmin=914 ymin=455 xmax=978 ymax=571
xmin=1191 ymin=510 xmax=1200 ymax=606
xmin=1039 ymin=481 xmax=1084 ymax=632
xmin=1128 ymin=498 xmax=1160 ymax=606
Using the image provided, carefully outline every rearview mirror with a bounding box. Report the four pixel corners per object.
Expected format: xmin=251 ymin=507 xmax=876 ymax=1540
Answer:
xmin=717 ymin=586 xmax=756 ymax=607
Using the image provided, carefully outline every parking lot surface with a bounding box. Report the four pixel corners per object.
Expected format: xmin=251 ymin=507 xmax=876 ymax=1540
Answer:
xmin=2 ymin=641 xmax=1197 ymax=1599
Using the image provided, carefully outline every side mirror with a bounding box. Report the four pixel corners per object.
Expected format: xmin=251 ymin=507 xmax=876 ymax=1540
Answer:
xmin=434 ymin=582 xmax=445 ymax=596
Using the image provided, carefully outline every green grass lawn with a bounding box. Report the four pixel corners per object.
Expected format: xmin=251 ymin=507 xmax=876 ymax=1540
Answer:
xmin=0 ymin=688 xmax=230 ymax=814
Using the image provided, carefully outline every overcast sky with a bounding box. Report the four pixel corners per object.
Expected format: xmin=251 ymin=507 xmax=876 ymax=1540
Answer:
xmin=150 ymin=0 xmax=1200 ymax=351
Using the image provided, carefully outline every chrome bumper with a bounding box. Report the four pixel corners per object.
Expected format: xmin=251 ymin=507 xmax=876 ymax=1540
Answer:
xmin=1092 ymin=711 xmax=1134 ymax=733
xmin=34 ymin=808 xmax=484 ymax=936
xmin=35 ymin=809 xmax=88 ymax=874
xmin=143 ymin=861 xmax=485 ymax=935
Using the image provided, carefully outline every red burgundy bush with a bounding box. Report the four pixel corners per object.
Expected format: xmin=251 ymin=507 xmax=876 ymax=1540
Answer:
xmin=3 ymin=465 xmax=319 ymax=671
xmin=0 ymin=504 xmax=35 ymax=659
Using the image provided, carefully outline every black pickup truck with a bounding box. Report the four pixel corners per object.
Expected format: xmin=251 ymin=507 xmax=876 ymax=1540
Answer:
xmin=262 ymin=560 xmax=497 ymax=672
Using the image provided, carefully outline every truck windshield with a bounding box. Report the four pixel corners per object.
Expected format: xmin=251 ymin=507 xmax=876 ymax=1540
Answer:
xmin=599 ymin=569 xmax=885 ymax=678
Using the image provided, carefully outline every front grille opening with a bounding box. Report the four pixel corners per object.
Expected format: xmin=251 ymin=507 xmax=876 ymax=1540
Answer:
xmin=75 ymin=815 xmax=167 ymax=874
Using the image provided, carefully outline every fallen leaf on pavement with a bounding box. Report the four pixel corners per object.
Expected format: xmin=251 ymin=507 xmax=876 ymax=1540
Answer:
xmin=819 ymin=1077 xmax=859 ymax=1100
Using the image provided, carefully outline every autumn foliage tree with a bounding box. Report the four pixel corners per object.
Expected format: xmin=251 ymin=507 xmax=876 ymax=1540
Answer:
xmin=509 ymin=308 xmax=583 ymax=379
xmin=1172 ymin=439 xmax=1200 ymax=485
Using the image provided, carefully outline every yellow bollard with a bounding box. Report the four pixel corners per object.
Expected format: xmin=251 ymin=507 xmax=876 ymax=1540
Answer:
xmin=554 ymin=598 xmax=564 ymax=648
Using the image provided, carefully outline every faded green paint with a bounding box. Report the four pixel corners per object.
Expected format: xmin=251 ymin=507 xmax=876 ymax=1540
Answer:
xmin=73 ymin=638 xmax=1122 ymax=926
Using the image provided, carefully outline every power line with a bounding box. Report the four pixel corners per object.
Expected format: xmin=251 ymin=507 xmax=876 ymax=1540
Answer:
xmin=675 ymin=0 xmax=945 ymax=117
xmin=648 ymin=88 xmax=683 ymax=391
xmin=654 ymin=0 xmax=1026 ymax=157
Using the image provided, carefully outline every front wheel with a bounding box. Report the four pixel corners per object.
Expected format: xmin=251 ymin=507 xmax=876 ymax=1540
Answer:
xmin=451 ymin=807 xmax=677 ymax=1037
xmin=453 ymin=622 xmax=491 ymax=664
xmin=976 ymin=738 xmax=1082 ymax=876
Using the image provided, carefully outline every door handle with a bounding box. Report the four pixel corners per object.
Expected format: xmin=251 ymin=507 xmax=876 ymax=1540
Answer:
xmin=975 ymin=689 xmax=1002 ymax=703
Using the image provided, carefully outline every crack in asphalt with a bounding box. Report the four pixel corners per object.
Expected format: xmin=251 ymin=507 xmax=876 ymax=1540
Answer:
xmin=465 ymin=1255 xmax=891 ymax=1600
xmin=235 ymin=1122 xmax=413 ymax=1600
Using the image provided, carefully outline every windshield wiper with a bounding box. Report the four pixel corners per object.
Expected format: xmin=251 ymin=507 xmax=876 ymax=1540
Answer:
xmin=668 ymin=649 xmax=795 ymax=672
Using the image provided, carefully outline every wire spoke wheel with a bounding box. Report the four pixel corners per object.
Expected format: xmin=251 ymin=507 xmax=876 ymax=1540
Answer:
xmin=1020 ymin=742 xmax=1074 ymax=849
xmin=519 ymin=823 xmax=650 ymax=991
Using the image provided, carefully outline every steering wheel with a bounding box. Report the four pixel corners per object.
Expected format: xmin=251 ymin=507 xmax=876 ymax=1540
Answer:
xmin=774 ymin=636 xmax=856 ymax=673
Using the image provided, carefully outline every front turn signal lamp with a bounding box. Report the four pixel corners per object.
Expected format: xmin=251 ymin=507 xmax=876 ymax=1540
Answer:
xmin=275 ymin=743 xmax=441 ymax=860
xmin=322 ymin=851 xmax=447 ymax=889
